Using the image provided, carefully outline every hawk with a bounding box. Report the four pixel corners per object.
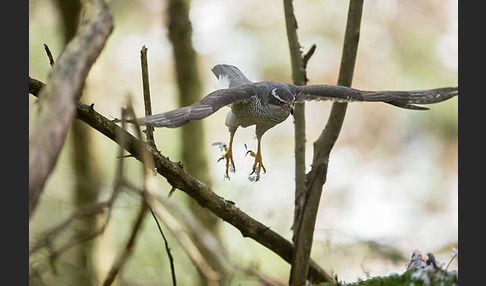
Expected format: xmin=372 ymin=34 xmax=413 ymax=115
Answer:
xmin=134 ymin=64 xmax=458 ymax=181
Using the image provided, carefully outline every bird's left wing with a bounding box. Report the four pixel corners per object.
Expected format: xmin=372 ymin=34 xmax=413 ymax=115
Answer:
xmin=138 ymin=84 xmax=256 ymax=127
xmin=291 ymin=84 xmax=458 ymax=110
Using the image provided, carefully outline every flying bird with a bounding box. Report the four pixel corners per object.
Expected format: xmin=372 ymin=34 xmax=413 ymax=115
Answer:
xmin=133 ymin=64 xmax=458 ymax=181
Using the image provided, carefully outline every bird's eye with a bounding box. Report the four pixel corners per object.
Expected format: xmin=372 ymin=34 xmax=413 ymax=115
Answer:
xmin=277 ymin=100 xmax=285 ymax=106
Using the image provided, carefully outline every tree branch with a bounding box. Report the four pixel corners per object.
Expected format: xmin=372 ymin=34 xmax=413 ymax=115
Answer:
xmin=140 ymin=45 xmax=157 ymax=149
xmin=102 ymin=198 xmax=149 ymax=286
xmin=282 ymin=0 xmax=308 ymax=246
xmin=28 ymin=77 xmax=333 ymax=283
xmin=290 ymin=0 xmax=364 ymax=285
xmin=29 ymin=0 xmax=113 ymax=219
xmin=103 ymin=105 xmax=153 ymax=286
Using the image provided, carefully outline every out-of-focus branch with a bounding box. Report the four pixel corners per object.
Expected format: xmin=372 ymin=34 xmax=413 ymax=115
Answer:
xmin=102 ymin=105 xmax=152 ymax=286
xmin=29 ymin=78 xmax=333 ymax=284
xmin=29 ymin=0 xmax=113 ymax=219
xmin=153 ymin=193 xmax=284 ymax=286
xmin=151 ymin=201 xmax=219 ymax=285
xmin=102 ymin=198 xmax=149 ymax=286
xmin=29 ymin=107 xmax=130 ymax=278
xmin=29 ymin=201 xmax=108 ymax=256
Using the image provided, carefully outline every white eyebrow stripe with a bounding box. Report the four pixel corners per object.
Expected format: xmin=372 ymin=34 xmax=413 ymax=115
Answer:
xmin=271 ymin=88 xmax=287 ymax=102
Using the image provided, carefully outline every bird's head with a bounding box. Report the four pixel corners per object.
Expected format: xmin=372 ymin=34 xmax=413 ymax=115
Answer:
xmin=269 ymin=87 xmax=295 ymax=116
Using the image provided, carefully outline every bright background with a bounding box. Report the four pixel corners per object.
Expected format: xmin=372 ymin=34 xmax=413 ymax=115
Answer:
xmin=29 ymin=0 xmax=458 ymax=284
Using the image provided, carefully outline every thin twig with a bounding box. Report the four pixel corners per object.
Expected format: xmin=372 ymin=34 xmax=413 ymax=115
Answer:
xmin=43 ymin=44 xmax=55 ymax=67
xmin=127 ymin=92 xmax=179 ymax=285
xmin=150 ymin=199 xmax=219 ymax=285
xmin=102 ymin=105 xmax=151 ymax=286
xmin=102 ymin=199 xmax=148 ymax=286
xmin=140 ymin=45 xmax=157 ymax=149
xmin=149 ymin=208 xmax=177 ymax=286
xmin=154 ymin=192 xmax=283 ymax=286
xmin=302 ymin=44 xmax=317 ymax=72
xmin=29 ymin=201 xmax=108 ymax=255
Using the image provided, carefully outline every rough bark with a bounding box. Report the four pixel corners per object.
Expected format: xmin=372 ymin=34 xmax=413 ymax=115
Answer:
xmin=29 ymin=0 xmax=113 ymax=219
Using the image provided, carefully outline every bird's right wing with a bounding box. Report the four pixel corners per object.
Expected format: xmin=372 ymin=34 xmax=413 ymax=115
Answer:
xmin=138 ymin=85 xmax=256 ymax=128
xmin=211 ymin=64 xmax=253 ymax=88
xmin=292 ymin=84 xmax=458 ymax=110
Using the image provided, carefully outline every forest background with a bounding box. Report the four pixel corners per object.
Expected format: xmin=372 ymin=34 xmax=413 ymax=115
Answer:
xmin=29 ymin=0 xmax=458 ymax=285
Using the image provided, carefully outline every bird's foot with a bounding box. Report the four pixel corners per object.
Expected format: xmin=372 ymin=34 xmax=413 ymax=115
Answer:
xmin=212 ymin=142 xmax=236 ymax=180
xmin=246 ymin=149 xmax=266 ymax=182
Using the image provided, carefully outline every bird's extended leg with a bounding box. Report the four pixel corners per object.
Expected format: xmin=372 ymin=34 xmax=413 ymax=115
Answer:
xmin=216 ymin=132 xmax=236 ymax=179
xmin=246 ymin=138 xmax=266 ymax=181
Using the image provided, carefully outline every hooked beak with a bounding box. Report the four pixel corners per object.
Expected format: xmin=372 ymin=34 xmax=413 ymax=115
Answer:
xmin=289 ymin=104 xmax=294 ymax=115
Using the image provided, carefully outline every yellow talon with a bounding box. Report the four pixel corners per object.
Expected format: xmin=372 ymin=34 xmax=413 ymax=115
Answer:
xmin=214 ymin=135 xmax=236 ymax=179
xmin=247 ymin=139 xmax=266 ymax=181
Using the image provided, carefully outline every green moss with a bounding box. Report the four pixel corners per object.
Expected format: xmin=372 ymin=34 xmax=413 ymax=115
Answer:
xmin=321 ymin=268 xmax=458 ymax=286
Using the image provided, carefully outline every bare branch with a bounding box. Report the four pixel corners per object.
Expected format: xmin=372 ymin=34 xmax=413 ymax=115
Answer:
xmin=29 ymin=201 xmax=108 ymax=256
xmin=140 ymin=45 xmax=157 ymax=148
xmin=149 ymin=208 xmax=178 ymax=285
xmin=290 ymin=0 xmax=364 ymax=285
xmin=102 ymin=106 xmax=150 ymax=286
xmin=102 ymin=199 xmax=148 ymax=286
xmin=150 ymin=201 xmax=220 ymax=285
xmin=283 ymin=0 xmax=332 ymax=284
xmin=134 ymin=63 xmax=178 ymax=283
xmin=43 ymin=44 xmax=55 ymax=67
xmin=29 ymin=77 xmax=333 ymax=283
xmin=282 ymin=0 xmax=307 ymax=246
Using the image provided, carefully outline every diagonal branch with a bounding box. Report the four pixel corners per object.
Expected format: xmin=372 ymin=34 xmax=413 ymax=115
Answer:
xmin=29 ymin=78 xmax=333 ymax=283
xmin=28 ymin=0 xmax=113 ymax=219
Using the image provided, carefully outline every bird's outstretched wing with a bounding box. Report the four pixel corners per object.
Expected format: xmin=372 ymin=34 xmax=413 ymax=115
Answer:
xmin=292 ymin=85 xmax=458 ymax=110
xmin=211 ymin=64 xmax=253 ymax=87
xmin=138 ymin=84 xmax=256 ymax=127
